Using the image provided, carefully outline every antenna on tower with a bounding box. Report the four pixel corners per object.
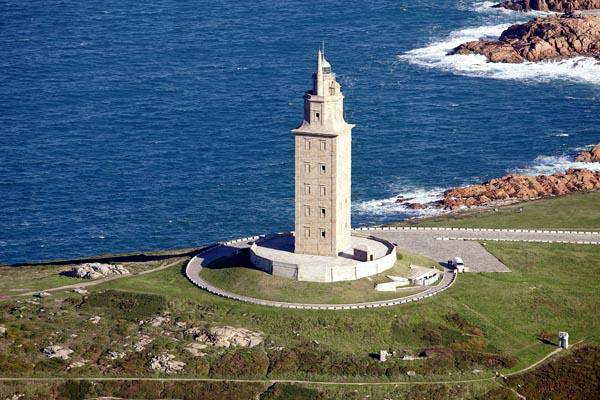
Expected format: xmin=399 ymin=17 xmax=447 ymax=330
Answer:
xmin=322 ymin=40 xmax=325 ymax=57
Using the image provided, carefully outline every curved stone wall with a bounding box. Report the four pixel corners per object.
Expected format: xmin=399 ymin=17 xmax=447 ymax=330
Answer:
xmin=248 ymin=233 xmax=397 ymax=283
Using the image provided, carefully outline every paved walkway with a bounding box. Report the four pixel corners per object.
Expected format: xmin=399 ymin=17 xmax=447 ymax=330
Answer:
xmin=367 ymin=227 xmax=599 ymax=273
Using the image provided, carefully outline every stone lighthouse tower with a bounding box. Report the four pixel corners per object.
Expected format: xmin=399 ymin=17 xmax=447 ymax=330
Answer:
xmin=292 ymin=49 xmax=354 ymax=257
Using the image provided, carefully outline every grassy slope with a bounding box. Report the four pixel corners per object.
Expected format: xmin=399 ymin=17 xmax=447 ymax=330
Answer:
xmin=198 ymin=251 xmax=438 ymax=304
xmin=0 ymin=258 xmax=186 ymax=296
xmin=391 ymin=192 xmax=600 ymax=230
xmin=101 ymin=241 xmax=600 ymax=372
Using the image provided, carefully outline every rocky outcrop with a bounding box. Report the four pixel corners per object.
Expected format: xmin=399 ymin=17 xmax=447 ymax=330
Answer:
xmin=0 ymin=326 xmax=6 ymax=336
xmin=42 ymin=345 xmax=74 ymax=360
xmin=68 ymin=263 xmax=130 ymax=279
xmin=494 ymin=0 xmax=600 ymax=12
xmin=450 ymin=15 xmax=600 ymax=63
xmin=575 ymin=144 xmax=600 ymax=162
xmin=149 ymin=354 xmax=185 ymax=374
xmin=187 ymin=326 xmax=264 ymax=348
xmin=442 ymin=168 xmax=600 ymax=209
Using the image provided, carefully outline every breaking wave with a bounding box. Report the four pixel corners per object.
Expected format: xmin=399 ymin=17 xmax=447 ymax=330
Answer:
xmin=398 ymin=24 xmax=600 ymax=85
xmin=353 ymin=187 xmax=448 ymax=217
xmin=514 ymin=155 xmax=600 ymax=175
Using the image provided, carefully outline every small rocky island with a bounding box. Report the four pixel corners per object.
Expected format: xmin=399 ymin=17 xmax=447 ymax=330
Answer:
xmin=450 ymin=15 xmax=600 ymax=63
xmin=494 ymin=0 xmax=600 ymax=12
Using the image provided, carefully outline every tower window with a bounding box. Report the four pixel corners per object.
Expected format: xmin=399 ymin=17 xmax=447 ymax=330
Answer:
xmin=304 ymin=162 xmax=310 ymax=174
xmin=304 ymin=139 xmax=311 ymax=150
xmin=320 ymin=208 xmax=326 ymax=218
xmin=320 ymin=140 xmax=326 ymax=151
xmin=304 ymin=184 xmax=311 ymax=195
xmin=320 ymin=229 xmax=326 ymax=239
xmin=305 ymin=206 xmax=310 ymax=217
xmin=320 ymin=164 xmax=326 ymax=174
xmin=320 ymin=185 xmax=326 ymax=196
xmin=304 ymin=227 xmax=311 ymax=238
xmin=315 ymin=112 xmax=320 ymax=121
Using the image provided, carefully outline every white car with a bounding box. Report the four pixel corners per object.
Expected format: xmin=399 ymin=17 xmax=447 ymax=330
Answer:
xmin=451 ymin=257 xmax=465 ymax=273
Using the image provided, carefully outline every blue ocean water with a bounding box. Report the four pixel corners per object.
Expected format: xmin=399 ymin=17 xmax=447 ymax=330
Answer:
xmin=1 ymin=0 xmax=599 ymax=264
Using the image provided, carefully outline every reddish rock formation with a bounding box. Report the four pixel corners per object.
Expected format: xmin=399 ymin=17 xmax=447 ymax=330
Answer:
xmin=494 ymin=0 xmax=600 ymax=12
xmin=575 ymin=144 xmax=600 ymax=162
xmin=441 ymin=168 xmax=600 ymax=209
xmin=450 ymin=15 xmax=600 ymax=63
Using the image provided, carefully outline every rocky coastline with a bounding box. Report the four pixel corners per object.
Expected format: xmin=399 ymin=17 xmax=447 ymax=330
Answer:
xmin=398 ymin=146 xmax=600 ymax=211
xmin=493 ymin=0 xmax=600 ymax=12
xmin=450 ymin=15 xmax=600 ymax=63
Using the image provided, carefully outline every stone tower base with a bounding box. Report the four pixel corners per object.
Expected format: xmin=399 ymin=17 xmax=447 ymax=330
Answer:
xmin=249 ymin=233 xmax=397 ymax=283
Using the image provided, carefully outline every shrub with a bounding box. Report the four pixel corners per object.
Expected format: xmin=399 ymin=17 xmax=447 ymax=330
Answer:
xmin=210 ymin=348 xmax=270 ymax=378
xmin=84 ymin=290 xmax=166 ymax=321
xmin=260 ymin=383 xmax=323 ymax=400
xmin=58 ymin=380 xmax=92 ymax=400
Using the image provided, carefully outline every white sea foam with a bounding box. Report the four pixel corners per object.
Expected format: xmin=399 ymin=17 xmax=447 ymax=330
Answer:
xmin=472 ymin=1 xmax=552 ymax=16
xmin=399 ymin=24 xmax=600 ymax=85
xmin=514 ymin=155 xmax=600 ymax=175
xmin=353 ymin=187 xmax=448 ymax=217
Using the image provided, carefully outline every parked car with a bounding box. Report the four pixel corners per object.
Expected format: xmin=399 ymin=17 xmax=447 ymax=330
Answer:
xmin=450 ymin=257 xmax=465 ymax=273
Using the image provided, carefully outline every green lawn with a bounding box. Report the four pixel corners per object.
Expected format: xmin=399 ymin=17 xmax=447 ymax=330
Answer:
xmin=98 ymin=241 xmax=599 ymax=372
xmin=390 ymin=192 xmax=600 ymax=230
xmin=0 ymin=258 xmax=186 ymax=296
xmin=198 ymin=250 xmax=438 ymax=304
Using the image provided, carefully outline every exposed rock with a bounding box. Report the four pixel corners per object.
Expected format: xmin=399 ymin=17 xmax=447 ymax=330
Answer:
xmin=407 ymin=370 xmax=417 ymax=376
xmin=407 ymin=202 xmax=425 ymax=210
xmin=67 ymin=359 xmax=87 ymax=370
xmin=72 ymin=288 xmax=88 ymax=295
xmin=134 ymin=334 xmax=154 ymax=352
xmin=42 ymin=345 xmax=74 ymax=360
xmin=68 ymin=263 xmax=130 ymax=280
xmin=494 ymin=0 xmax=600 ymax=12
xmin=194 ymin=326 xmax=264 ymax=348
xmin=0 ymin=326 xmax=6 ymax=336
xmin=575 ymin=144 xmax=600 ymax=162
xmin=106 ymin=351 xmax=126 ymax=360
xmin=149 ymin=354 xmax=186 ymax=374
xmin=450 ymin=15 xmax=600 ymax=63
xmin=141 ymin=316 xmax=170 ymax=327
xmin=34 ymin=291 xmax=51 ymax=298
xmin=186 ymin=342 xmax=208 ymax=357
xmin=89 ymin=316 xmax=101 ymax=324
xmin=441 ymin=168 xmax=600 ymax=209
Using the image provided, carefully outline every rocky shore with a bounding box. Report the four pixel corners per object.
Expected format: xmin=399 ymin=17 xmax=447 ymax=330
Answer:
xmin=398 ymin=146 xmax=600 ymax=210
xmin=575 ymin=143 xmax=600 ymax=162
xmin=494 ymin=0 xmax=600 ymax=12
xmin=450 ymin=15 xmax=600 ymax=63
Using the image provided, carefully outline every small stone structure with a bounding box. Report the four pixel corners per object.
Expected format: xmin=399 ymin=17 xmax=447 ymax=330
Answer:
xmin=407 ymin=265 xmax=440 ymax=286
xmin=249 ymin=233 xmax=397 ymax=282
xmin=376 ymin=275 xmax=410 ymax=292
xmin=354 ymin=245 xmax=375 ymax=262
xmin=558 ymin=331 xmax=569 ymax=349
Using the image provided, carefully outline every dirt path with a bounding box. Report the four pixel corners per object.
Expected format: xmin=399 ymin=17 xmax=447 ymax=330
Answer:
xmin=14 ymin=258 xmax=186 ymax=298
